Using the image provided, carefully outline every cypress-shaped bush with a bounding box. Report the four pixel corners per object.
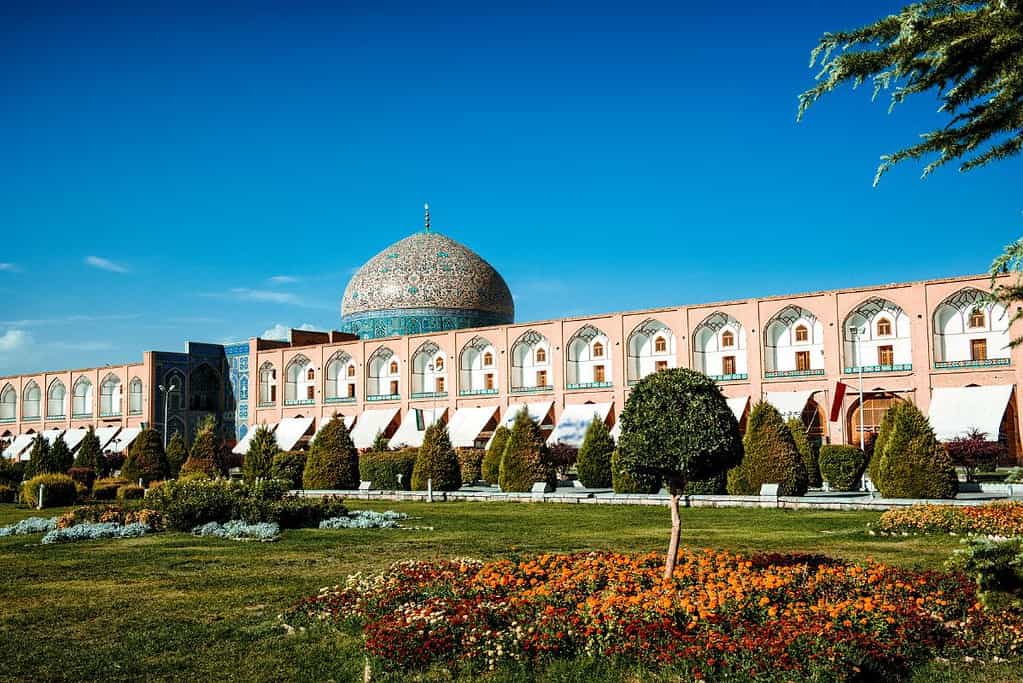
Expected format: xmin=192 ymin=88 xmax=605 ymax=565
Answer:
xmin=499 ymin=407 xmax=555 ymax=492
xmin=727 ymin=402 xmax=808 ymax=496
xmin=165 ymin=432 xmax=188 ymax=478
xmin=51 ymin=436 xmax=74 ymax=474
xmin=456 ymin=448 xmax=485 ymax=485
xmin=303 ymin=415 xmax=359 ymax=490
xmin=24 ymin=435 xmax=54 ymax=479
xmin=121 ymin=428 xmax=169 ymax=485
xmin=360 ymin=448 xmax=417 ymax=489
xmin=868 ymin=406 xmax=897 ymax=489
xmin=575 ymin=419 xmax=614 ymax=488
xmin=787 ymin=417 xmax=821 ymax=488
xmin=818 ymin=445 xmax=867 ymax=491
xmin=875 ymin=402 xmax=957 ymax=499
xmin=243 ymin=425 xmax=280 ymax=482
xmin=74 ymin=427 xmax=105 ymax=476
xmin=181 ymin=419 xmax=223 ymax=478
xmin=482 ymin=426 xmax=509 ymax=485
xmin=271 ymin=451 xmax=307 ymax=489
xmin=412 ymin=422 xmax=462 ymax=491
xmin=611 ymin=447 xmax=660 ymax=493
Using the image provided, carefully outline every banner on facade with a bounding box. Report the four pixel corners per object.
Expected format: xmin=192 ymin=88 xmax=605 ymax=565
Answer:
xmin=829 ymin=382 xmax=847 ymax=422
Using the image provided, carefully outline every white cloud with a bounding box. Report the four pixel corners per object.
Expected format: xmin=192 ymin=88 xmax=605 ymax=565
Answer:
xmin=48 ymin=341 xmax=115 ymax=351
xmin=231 ymin=288 xmax=302 ymax=304
xmin=0 ymin=313 xmax=141 ymax=327
xmin=261 ymin=323 xmax=317 ymax=341
xmin=268 ymin=275 xmax=299 ymax=284
xmin=85 ymin=256 xmax=128 ymax=273
xmin=0 ymin=329 xmax=31 ymax=352
xmin=0 ymin=263 xmax=19 ymax=272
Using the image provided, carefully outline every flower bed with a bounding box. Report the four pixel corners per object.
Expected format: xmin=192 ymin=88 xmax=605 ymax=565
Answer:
xmin=192 ymin=520 xmax=281 ymax=542
xmin=0 ymin=516 xmax=58 ymax=537
xmin=875 ymin=502 xmax=1023 ymax=537
xmin=285 ymin=550 xmax=1023 ymax=680
xmin=41 ymin=521 xmax=152 ymax=544
xmin=56 ymin=505 xmax=162 ymax=530
xmin=318 ymin=510 xmax=407 ymax=529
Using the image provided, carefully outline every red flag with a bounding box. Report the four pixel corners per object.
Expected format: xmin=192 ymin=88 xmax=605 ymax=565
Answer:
xmin=829 ymin=382 xmax=847 ymax=422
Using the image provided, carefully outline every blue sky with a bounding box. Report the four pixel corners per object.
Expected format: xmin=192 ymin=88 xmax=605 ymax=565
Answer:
xmin=0 ymin=1 xmax=1019 ymax=375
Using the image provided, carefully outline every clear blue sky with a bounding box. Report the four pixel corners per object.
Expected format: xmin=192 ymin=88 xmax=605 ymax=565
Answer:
xmin=0 ymin=1 xmax=1019 ymax=375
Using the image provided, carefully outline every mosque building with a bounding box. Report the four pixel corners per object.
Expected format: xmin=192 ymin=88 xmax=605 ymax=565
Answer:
xmin=1 ymin=206 xmax=1020 ymax=465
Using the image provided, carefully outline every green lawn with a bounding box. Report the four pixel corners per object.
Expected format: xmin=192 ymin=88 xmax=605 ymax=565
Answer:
xmin=0 ymin=501 xmax=1019 ymax=682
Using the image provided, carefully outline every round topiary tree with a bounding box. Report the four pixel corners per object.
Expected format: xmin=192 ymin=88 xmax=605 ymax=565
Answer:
xmin=499 ymin=407 xmax=555 ymax=493
xmin=165 ymin=432 xmax=188 ymax=478
xmin=411 ymin=422 xmax=461 ymax=491
xmin=818 ymin=444 xmax=867 ymax=491
xmin=875 ymin=402 xmax=957 ymax=499
xmin=787 ymin=417 xmax=821 ymax=489
xmin=303 ymin=415 xmax=359 ymax=490
xmin=74 ymin=426 xmax=105 ymax=476
xmin=618 ymin=368 xmax=743 ymax=577
xmin=243 ymin=424 xmax=279 ymax=482
xmin=611 ymin=447 xmax=660 ymax=493
xmin=121 ymin=428 xmax=169 ymax=485
xmin=482 ymin=425 xmax=509 ymax=485
xmin=575 ymin=418 xmax=614 ymax=488
xmin=727 ymin=402 xmax=808 ymax=497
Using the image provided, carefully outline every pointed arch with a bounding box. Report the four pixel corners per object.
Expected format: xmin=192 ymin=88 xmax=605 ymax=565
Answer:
xmin=411 ymin=340 xmax=446 ymax=396
xmin=367 ymin=346 xmax=400 ymax=399
xmin=47 ymin=378 xmax=66 ymax=419
xmin=189 ymin=363 xmax=220 ymax=411
xmin=459 ymin=335 xmax=498 ymax=395
xmin=100 ymin=373 xmax=122 ymax=416
xmin=129 ymin=377 xmax=143 ymax=415
xmin=764 ymin=305 xmax=825 ymax=377
xmin=566 ymin=324 xmax=612 ymax=387
xmin=164 ymin=369 xmax=186 ymax=410
xmin=510 ymin=330 xmax=551 ymax=392
xmin=932 ymin=287 xmax=1010 ymax=367
xmin=284 ymin=354 xmax=314 ymax=404
xmin=0 ymin=384 xmax=16 ymax=422
xmin=258 ymin=362 xmax=277 ymax=405
xmin=71 ymin=377 xmax=93 ymax=417
xmin=325 ymin=350 xmax=356 ymax=401
xmin=22 ymin=380 xmax=41 ymax=420
xmin=626 ymin=318 xmax=675 ymax=383
xmin=692 ymin=312 xmax=747 ymax=380
xmin=842 ymin=297 xmax=912 ymax=372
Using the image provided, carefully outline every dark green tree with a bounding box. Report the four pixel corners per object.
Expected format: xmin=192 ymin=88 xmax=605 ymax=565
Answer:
xmin=165 ymin=432 xmax=188 ymax=478
xmin=50 ymin=436 xmax=73 ymax=474
xmin=868 ymin=404 xmax=898 ymax=489
xmin=243 ymin=424 xmax=280 ymax=482
xmin=799 ymin=1 xmax=1023 ymax=185
xmin=121 ymin=428 xmax=169 ymax=485
xmin=24 ymin=435 xmax=54 ymax=479
xmin=74 ymin=426 xmax=105 ymax=475
xmin=617 ymin=368 xmax=743 ymax=577
xmin=303 ymin=415 xmax=359 ymax=489
xmin=787 ymin=417 xmax=821 ymax=488
xmin=481 ymin=425 xmax=509 ymax=485
xmin=411 ymin=422 xmax=461 ymax=491
xmin=181 ymin=419 xmax=222 ymax=478
xmin=819 ymin=445 xmax=868 ymax=492
xmin=370 ymin=430 xmax=391 ymax=452
xmin=499 ymin=407 xmax=555 ymax=493
xmin=875 ymin=401 xmax=958 ymax=498
xmin=727 ymin=402 xmax=809 ymax=497
xmin=575 ymin=419 xmax=614 ymax=488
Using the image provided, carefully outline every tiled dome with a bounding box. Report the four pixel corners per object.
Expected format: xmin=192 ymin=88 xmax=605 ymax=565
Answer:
xmin=340 ymin=230 xmax=514 ymax=339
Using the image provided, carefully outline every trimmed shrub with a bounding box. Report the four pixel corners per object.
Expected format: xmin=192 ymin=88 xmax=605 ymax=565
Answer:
xmin=74 ymin=427 xmax=106 ymax=475
xmin=24 ymin=435 xmax=54 ymax=479
xmin=303 ymin=416 xmax=359 ymax=490
xmin=359 ymin=449 xmax=417 ymax=489
xmin=684 ymin=472 xmax=727 ymax=495
xmin=481 ymin=426 xmax=509 ymax=485
xmin=0 ymin=484 xmax=16 ymax=503
xmin=121 ymin=428 xmax=169 ymax=485
xmin=819 ymin=445 xmax=867 ymax=492
xmin=243 ymin=424 xmax=280 ymax=482
xmin=181 ymin=419 xmax=224 ymax=478
xmin=92 ymin=477 xmax=129 ymax=501
xmin=165 ymin=432 xmax=188 ymax=478
xmin=274 ymin=495 xmax=349 ymax=529
xmin=412 ymin=423 xmax=461 ymax=491
xmin=499 ymin=407 xmax=555 ymax=492
xmin=612 ymin=448 xmax=660 ymax=494
xmin=271 ymin=451 xmax=307 ymax=489
xmin=456 ymin=448 xmax=485 ymax=485
xmin=576 ymin=419 xmax=614 ymax=488
xmin=147 ymin=478 xmax=251 ymax=531
xmin=117 ymin=484 xmax=145 ymax=501
xmin=875 ymin=402 xmax=957 ymax=499
xmin=727 ymin=402 xmax=808 ymax=496
xmin=68 ymin=467 xmax=96 ymax=491
xmin=20 ymin=473 xmax=77 ymax=508
xmin=946 ymin=429 xmax=1005 ymax=482
xmin=787 ymin=418 xmax=821 ymax=488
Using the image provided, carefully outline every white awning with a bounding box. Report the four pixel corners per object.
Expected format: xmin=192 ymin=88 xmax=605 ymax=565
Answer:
xmin=500 ymin=401 xmax=554 ymax=429
xmin=726 ymin=396 xmax=749 ymax=422
xmin=448 ymin=406 xmax=499 ymax=448
xmin=929 ymin=385 xmax=1013 ymax=441
xmin=765 ymin=391 xmax=813 ymax=420
xmin=350 ymin=407 xmax=400 ymax=449
xmin=547 ymin=402 xmax=613 ymax=447
xmin=94 ymin=426 xmax=121 ymax=451
xmin=61 ymin=428 xmax=89 ymax=452
xmin=389 ymin=408 xmax=446 ymax=449
xmin=3 ymin=434 xmax=35 ymax=460
xmin=274 ymin=416 xmax=315 ymax=451
xmin=42 ymin=429 xmax=66 ymax=447
xmin=107 ymin=427 xmax=141 ymax=454
xmin=231 ymin=423 xmax=277 ymax=455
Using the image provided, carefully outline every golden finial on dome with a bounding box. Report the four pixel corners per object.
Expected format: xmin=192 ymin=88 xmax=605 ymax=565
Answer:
xmin=424 ymin=202 xmax=431 ymax=233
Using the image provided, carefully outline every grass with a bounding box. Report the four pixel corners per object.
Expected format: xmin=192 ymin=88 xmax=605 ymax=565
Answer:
xmin=0 ymin=501 xmax=1020 ymax=682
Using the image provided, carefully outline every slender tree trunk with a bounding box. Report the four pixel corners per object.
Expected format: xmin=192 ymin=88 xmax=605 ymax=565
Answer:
xmin=663 ymin=483 xmax=683 ymax=579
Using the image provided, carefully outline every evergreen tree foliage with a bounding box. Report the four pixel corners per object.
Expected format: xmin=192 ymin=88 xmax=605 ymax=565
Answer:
xmin=50 ymin=436 xmax=73 ymax=474
xmin=819 ymin=445 xmax=868 ymax=492
xmin=24 ymin=435 xmax=54 ymax=479
xmin=74 ymin=426 xmax=105 ymax=475
xmin=875 ymin=402 xmax=958 ymax=499
xmin=684 ymin=472 xmax=727 ymax=495
xmin=481 ymin=426 xmax=509 ymax=485
xmin=868 ymin=405 xmax=899 ymax=489
xmin=303 ymin=415 xmax=359 ymax=490
xmin=371 ymin=430 xmax=391 ymax=452
xmin=165 ymin=432 xmax=188 ymax=478
xmin=611 ymin=448 xmax=660 ymax=494
xmin=411 ymin=422 xmax=461 ymax=491
xmin=990 ymin=238 xmax=1023 ymax=348
xmin=181 ymin=419 xmax=222 ymax=478
xmin=799 ymin=0 xmax=1023 ymax=185
xmin=727 ymin=402 xmax=808 ymax=497
xmin=787 ymin=417 xmax=822 ymax=488
xmin=121 ymin=428 xmax=169 ymax=485
xmin=499 ymin=407 xmax=555 ymax=492
xmin=575 ymin=418 xmax=614 ymax=488
xmin=243 ymin=425 xmax=280 ymax=482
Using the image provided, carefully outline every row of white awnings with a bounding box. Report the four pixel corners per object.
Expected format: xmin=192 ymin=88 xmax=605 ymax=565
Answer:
xmin=1 ymin=425 xmax=142 ymax=461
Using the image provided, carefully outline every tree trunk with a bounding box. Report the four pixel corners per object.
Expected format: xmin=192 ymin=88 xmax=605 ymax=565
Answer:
xmin=663 ymin=483 xmax=683 ymax=579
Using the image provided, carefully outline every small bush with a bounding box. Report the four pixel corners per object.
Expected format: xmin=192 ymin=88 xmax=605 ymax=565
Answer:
xmin=68 ymin=467 xmax=96 ymax=491
xmin=612 ymin=448 xmax=660 ymax=494
xmin=456 ymin=448 xmax=485 ymax=485
xmin=92 ymin=477 xmax=129 ymax=501
xmin=947 ymin=537 xmax=1023 ymax=609
xmin=181 ymin=418 xmax=225 ymax=478
xmin=56 ymin=505 xmax=162 ymax=530
xmin=481 ymin=426 xmax=509 ymax=485
xmin=576 ymin=419 xmax=614 ymax=488
xmin=20 ymin=473 xmax=77 ymax=508
xmin=819 ymin=445 xmax=866 ymax=492
xmin=319 ymin=510 xmax=407 ymax=529
xmin=274 ymin=495 xmax=348 ymax=529
xmin=412 ymin=423 xmax=461 ymax=491
xmin=146 ymin=478 xmax=250 ymax=531
xmin=303 ymin=416 xmax=359 ymax=490
xmin=0 ymin=516 xmax=58 ymax=536
xmin=359 ymin=449 xmax=417 ymax=489
xmin=117 ymin=484 xmax=145 ymax=501
xmin=0 ymin=484 xmax=16 ymax=503
xmin=548 ymin=443 xmax=578 ymax=480
xmin=271 ymin=451 xmax=307 ymax=489
xmin=499 ymin=407 xmax=555 ymax=493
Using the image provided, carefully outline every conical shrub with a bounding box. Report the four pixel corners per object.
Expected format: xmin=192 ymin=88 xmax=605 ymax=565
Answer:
xmin=576 ymin=419 xmax=614 ymax=488
xmin=243 ymin=424 xmax=279 ymax=482
xmin=74 ymin=427 xmax=105 ymax=475
xmin=181 ymin=419 xmax=222 ymax=478
xmin=24 ymin=435 xmax=54 ymax=479
xmin=411 ymin=422 xmax=461 ymax=491
xmin=165 ymin=432 xmax=188 ymax=478
xmin=499 ymin=407 xmax=555 ymax=492
xmin=727 ymin=402 xmax=808 ymax=496
xmin=787 ymin=417 xmax=821 ymax=488
xmin=875 ymin=402 xmax=957 ymax=499
xmin=121 ymin=428 xmax=169 ymax=484
xmin=481 ymin=426 xmax=509 ymax=485
xmin=303 ymin=415 xmax=359 ymax=489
